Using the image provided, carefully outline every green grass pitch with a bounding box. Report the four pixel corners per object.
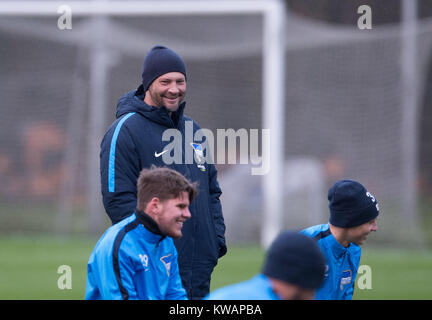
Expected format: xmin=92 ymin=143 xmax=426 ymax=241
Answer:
xmin=0 ymin=236 xmax=431 ymax=299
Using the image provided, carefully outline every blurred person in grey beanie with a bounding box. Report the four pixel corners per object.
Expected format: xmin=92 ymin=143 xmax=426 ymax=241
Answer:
xmin=301 ymin=179 xmax=379 ymax=300
xmin=205 ymin=231 xmax=326 ymax=300
xmin=99 ymin=45 xmax=226 ymax=300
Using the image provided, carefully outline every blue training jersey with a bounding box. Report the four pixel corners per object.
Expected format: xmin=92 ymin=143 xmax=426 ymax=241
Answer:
xmin=204 ymin=274 xmax=280 ymax=300
xmin=85 ymin=213 xmax=187 ymax=300
xmin=301 ymin=224 xmax=361 ymax=300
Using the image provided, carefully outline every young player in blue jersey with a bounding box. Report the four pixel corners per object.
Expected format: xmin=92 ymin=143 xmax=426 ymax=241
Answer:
xmin=301 ymin=179 xmax=379 ymax=300
xmin=205 ymin=231 xmax=326 ymax=300
xmin=85 ymin=167 xmax=197 ymax=300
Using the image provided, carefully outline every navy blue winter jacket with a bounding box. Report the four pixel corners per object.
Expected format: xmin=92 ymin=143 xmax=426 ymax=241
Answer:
xmin=100 ymin=85 xmax=227 ymax=299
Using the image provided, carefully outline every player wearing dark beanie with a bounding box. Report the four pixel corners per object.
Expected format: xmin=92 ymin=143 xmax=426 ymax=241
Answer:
xmin=205 ymin=231 xmax=326 ymax=300
xmin=262 ymin=231 xmax=326 ymax=290
xmin=301 ymin=179 xmax=379 ymax=299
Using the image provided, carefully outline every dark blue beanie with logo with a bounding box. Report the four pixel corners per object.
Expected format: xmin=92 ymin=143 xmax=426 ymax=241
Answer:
xmin=262 ymin=231 xmax=326 ymax=289
xmin=141 ymin=45 xmax=187 ymax=92
xmin=328 ymin=179 xmax=379 ymax=228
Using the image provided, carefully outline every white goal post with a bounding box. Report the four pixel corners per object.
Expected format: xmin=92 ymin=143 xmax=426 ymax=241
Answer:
xmin=0 ymin=0 xmax=286 ymax=247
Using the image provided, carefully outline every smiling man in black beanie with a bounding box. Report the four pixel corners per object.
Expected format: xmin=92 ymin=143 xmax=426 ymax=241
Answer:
xmin=99 ymin=45 xmax=226 ymax=300
xmin=301 ymin=179 xmax=379 ymax=300
xmin=205 ymin=231 xmax=326 ymax=300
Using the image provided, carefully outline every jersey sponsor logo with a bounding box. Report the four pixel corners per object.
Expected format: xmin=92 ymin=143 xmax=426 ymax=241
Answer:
xmin=160 ymin=254 xmax=172 ymax=277
xmin=340 ymin=270 xmax=352 ymax=290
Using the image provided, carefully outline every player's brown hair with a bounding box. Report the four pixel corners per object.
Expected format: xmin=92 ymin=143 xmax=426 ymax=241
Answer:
xmin=136 ymin=166 xmax=198 ymax=211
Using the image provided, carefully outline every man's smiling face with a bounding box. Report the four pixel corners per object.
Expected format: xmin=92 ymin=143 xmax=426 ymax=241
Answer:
xmin=144 ymin=72 xmax=186 ymax=112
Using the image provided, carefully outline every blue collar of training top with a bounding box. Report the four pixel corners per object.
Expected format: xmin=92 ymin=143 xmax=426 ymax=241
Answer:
xmin=135 ymin=209 xmax=166 ymax=245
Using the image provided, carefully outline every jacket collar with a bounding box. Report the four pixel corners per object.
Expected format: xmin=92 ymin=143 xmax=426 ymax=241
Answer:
xmin=135 ymin=209 xmax=166 ymax=244
xmin=326 ymin=231 xmax=349 ymax=259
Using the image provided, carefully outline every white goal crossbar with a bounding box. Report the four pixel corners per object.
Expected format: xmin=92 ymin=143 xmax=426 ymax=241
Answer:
xmin=0 ymin=0 xmax=286 ymax=247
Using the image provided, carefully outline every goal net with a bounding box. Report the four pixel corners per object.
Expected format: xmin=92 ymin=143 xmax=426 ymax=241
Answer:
xmin=0 ymin=0 xmax=428 ymax=248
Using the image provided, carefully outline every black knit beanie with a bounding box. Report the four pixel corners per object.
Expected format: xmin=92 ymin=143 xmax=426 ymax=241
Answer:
xmin=141 ymin=45 xmax=187 ymax=92
xmin=262 ymin=231 xmax=326 ymax=289
xmin=328 ymin=179 xmax=379 ymax=228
